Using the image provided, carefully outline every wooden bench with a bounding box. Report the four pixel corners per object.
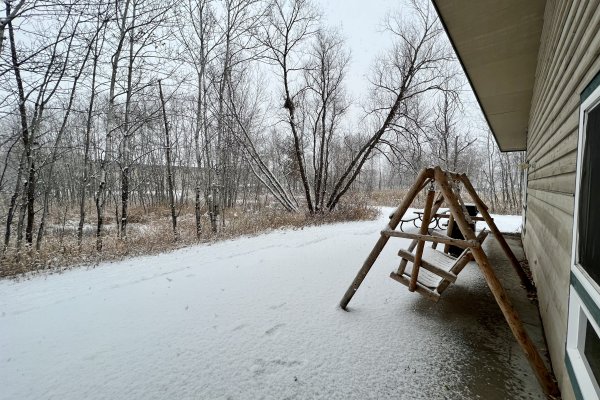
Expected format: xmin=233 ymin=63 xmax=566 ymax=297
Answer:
xmin=390 ymin=230 xmax=489 ymax=301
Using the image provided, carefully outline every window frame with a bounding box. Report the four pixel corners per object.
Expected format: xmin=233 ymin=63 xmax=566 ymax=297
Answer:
xmin=567 ymin=80 xmax=600 ymax=400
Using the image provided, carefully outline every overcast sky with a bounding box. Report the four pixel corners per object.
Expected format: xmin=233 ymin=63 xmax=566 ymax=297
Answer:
xmin=317 ymin=0 xmax=397 ymax=102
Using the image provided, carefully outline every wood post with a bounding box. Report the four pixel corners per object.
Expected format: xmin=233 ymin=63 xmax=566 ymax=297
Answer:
xmin=409 ymin=188 xmax=435 ymax=291
xmin=459 ymin=174 xmax=534 ymax=292
xmin=339 ymin=168 xmax=433 ymax=310
xmin=434 ymin=167 xmax=559 ymax=397
xmin=458 ymin=173 xmax=487 ymax=210
xmin=443 ymin=213 xmax=455 ymax=254
xmin=382 ymin=230 xmax=476 ymax=248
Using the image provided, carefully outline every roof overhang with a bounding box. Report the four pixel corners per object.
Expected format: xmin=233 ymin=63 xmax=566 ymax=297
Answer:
xmin=431 ymin=0 xmax=546 ymax=151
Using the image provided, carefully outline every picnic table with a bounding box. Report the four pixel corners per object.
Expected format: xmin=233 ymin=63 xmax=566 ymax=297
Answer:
xmin=390 ymin=206 xmax=485 ymax=232
xmin=390 ymin=209 xmax=450 ymax=232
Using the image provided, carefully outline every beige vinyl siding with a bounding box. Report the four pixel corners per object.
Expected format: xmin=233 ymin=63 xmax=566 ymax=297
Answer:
xmin=523 ymin=0 xmax=600 ymax=398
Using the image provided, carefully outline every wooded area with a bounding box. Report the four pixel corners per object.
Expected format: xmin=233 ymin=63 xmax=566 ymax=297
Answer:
xmin=0 ymin=0 xmax=524 ymax=272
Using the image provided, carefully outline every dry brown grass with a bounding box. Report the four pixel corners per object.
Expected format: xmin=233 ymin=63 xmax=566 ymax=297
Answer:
xmin=366 ymin=189 xmax=428 ymax=209
xmin=0 ymin=197 xmax=377 ymax=278
xmin=366 ymin=189 xmax=522 ymax=215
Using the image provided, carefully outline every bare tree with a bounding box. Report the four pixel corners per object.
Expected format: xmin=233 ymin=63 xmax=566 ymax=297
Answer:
xmin=118 ymin=0 xmax=173 ymax=239
xmin=261 ymin=0 xmax=319 ymax=213
xmin=325 ymin=1 xmax=454 ymax=210
xmin=176 ymin=0 xmax=220 ymax=237
xmin=5 ymin=2 xmax=76 ymax=249
xmin=303 ymin=28 xmax=350 ymax=211
xmin=0 ymin=0 xmax=26 ymax=55
xmin=227 ymin=66 xmax=298 ymax=211
xmin=0 ymin=0 xmax=528 ymax=272
xmin=78 ymin=4 xmax=108 ymax=246
xmin=95 ymin=0 xmax=131 ymax=251
xmin=426 ymin=89 xmax=476 ymax=172
xmin=36 ymin=15 xmax=102 ymax=250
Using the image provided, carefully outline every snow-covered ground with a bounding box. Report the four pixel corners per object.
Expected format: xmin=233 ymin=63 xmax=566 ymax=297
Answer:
xmin=0 ymin=209 xmax=541 ymax=400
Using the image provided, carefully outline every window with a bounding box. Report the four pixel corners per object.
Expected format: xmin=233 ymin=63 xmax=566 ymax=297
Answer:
xmin=567 ymin=76 xmax=600 ymax=400
xmin=578 ymin=102 xmax=600 ymax=285
xmin=586 ymin=320 xmax=600 ymax=385
xmin=567 ymin=277 xmax=600 ymax=399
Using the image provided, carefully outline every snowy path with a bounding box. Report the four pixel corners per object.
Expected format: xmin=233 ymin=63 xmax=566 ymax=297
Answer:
xmin=0 ymin=209 xmax=541 ymax=400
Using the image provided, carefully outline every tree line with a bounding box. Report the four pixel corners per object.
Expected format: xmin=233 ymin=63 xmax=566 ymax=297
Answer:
xmin=0 ymin=0 xmax=524 ymax=256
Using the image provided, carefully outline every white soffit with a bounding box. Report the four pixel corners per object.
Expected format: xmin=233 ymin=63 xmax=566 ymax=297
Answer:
xmin=432 ymin=0 xmax=546 ymax=151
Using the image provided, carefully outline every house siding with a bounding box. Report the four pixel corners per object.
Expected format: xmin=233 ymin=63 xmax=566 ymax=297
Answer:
xmin=524 ymin=0 xmax=600 ymax=398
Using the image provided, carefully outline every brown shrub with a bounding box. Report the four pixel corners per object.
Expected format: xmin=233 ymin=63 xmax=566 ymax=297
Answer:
xmin=0 ymin=201 xmax=377 ymax=279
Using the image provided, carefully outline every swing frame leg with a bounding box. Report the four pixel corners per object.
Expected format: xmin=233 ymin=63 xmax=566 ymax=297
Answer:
xmin=434 ymin=167 xmax=559 ymax=397
xmin=339 ymin=168 xmax=434 ymax=310
xmin=459 ymin=174 xmax=534 ymax=292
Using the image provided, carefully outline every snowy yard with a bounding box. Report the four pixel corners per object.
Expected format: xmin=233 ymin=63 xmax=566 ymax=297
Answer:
xmin=0 ymin=208 xmax=543 ymax=400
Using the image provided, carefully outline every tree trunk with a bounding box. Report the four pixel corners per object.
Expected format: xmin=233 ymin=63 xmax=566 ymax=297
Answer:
xmin=96 ymin=0 xmax=131 ymax=251
xmin=78 ymin=57 xmax=98 ymax=245
xmin=159 ymin=80 xmax=178 ymax=241
xmin=37 ymin=31 xmax=94 ymax=250
xmin=7 ymin=7 xmax=33 ymax=249
xmin=120 ymin=1 xmax=136 ymax=239
xmin=3 ymin=150 xmax=25 ymax=251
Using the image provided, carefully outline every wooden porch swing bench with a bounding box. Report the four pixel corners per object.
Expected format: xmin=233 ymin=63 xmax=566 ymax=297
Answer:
xmin=337 ymin=167 xmax=560 ymax=398
xmin=389 ymin=228 xmax=488 ymax=302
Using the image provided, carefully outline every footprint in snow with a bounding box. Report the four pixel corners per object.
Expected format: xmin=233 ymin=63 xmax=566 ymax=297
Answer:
xmin=264 ymin=323 xmax=286 ymax=336
xmin=251 ymin=358 xmax=301 ymax=376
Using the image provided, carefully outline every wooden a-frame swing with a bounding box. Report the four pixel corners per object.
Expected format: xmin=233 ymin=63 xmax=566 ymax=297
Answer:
xmin=339 ymin=166 xmax=559 ymax=398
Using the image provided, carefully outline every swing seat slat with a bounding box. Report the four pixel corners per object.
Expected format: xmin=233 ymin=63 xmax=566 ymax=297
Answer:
xmin=391 ymin=230 xmax=489 ymax=300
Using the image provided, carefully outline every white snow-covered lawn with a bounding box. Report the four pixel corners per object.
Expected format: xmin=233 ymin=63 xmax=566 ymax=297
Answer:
xmin=0 ymin=209 xmax=542 ymax=400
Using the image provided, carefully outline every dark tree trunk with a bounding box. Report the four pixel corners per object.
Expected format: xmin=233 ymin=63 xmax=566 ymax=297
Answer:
xmin=3 ymin=150 xmax=25 ymax=251
xmin=159 ymin=80 xmax=178 ymax=241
